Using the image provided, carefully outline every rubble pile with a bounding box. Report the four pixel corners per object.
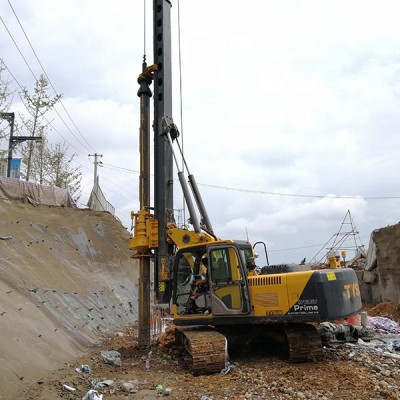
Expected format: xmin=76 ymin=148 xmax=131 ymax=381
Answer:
xmin=15 ymin=309 xmax=400 ymax=400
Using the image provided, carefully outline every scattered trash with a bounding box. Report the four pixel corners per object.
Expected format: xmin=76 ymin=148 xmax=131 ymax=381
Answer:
xmin=346 ymin=314 xmax=361 ymax=325
xmin=122 ymin=381 xmax=137 ymax=393
xmin=221 ymin=362 xmax=235 ymax=375
xmin=390 ymin=339 xmax=400 ymax=352
xmin=360 ymin=311 xmax=368 ymax=327
xmin=164 ymin=387 xmax=173 ymax=396
xmin=76 ymin=364 xmax=91 ymax=373
xmin=382 ymin=351 xmax=400 ymax=360
xmin=156 ymin=384 xmax=164 ymax=392
xmin=100 ymin=350 xmax=122 ymax=367
xmin=317 ymin=322 xmax=359 ymax=342
xmin=62 ymin=384 xmax=76 ymax=393
xmin=200 ymin=396 xmax=213 ymax=400
xmin=82 ymin=389 xmax=103 ymax=400
xmin=92 ymin=379 xmax=114 ymax=388
xmin=0 ymin=235 xmax=12 ymax=240
xmin=367 ymin=316 xmax=400 ymax=335
xmin=145 ymin=350 xmax=152 ymax=371
xmin=114 ymin=331 xmax=124 ymax=337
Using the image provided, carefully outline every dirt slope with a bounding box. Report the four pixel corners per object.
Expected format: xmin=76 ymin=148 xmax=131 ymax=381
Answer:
xmin=0 ymin=200 xmax=138 ymax=399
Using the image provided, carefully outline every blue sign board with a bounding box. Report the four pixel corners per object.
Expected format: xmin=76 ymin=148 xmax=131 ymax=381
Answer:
xmin=10 ymin=158 xmax=21 ymax=179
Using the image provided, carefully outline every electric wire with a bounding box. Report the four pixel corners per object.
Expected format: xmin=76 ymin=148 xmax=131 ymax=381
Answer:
xmin=197 ymin=182 xmax=400 ymax=200
xmin=98 ymin=174 xmax=137 ymax=201
xmin=102 ymin=162 xmax=140 ymax=175
xmin=2 ymin=3 xmax=399 ymax=246
xmin=101 ymin=161 xmax=400 ymax=200
xmin=1 ymin=4 xmax=138 ymax=213
xmin=1 ymin=59 xmax=92 ymax=157
xmin=1 ymin=60 xmax=96 ymax=203
xmin=6 ymin=0 xmax=96 ymax=153
xmin=1 ymin=35 xmax=90 ymax=155
xmin=0 ymin=59 xmax=24 ymax=92
xmin=269 ymin=243 xmax=327 ymax=253
xmin=0 ymin=27 xmax=128 ymax=208
xmin=0 ymin=15 xmax=38 ymax=82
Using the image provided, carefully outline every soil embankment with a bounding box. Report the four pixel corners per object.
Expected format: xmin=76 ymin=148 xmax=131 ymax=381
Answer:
xmin=0 ymin=200 xmax=138 ymax=398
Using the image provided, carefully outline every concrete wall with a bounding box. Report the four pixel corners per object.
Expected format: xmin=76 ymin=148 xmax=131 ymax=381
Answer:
xmin=362 ymin=223 xmax=400 ymax=304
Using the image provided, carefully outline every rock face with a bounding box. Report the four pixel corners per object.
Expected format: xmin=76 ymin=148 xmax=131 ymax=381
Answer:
xmin=363 ymin=223 xmax=400 ymax=304
xmin=0 ymin=200 xmax=138 ymax=398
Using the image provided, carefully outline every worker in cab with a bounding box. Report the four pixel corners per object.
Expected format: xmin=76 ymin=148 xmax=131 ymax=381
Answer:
xmin=246 ymin=256 xmax=261 ymax=276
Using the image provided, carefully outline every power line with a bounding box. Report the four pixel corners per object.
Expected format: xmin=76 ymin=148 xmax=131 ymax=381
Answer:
xmin=101 ymin=161 xmax=400 ymax=200
xmin=1 ymin=6 xmax=137 ymax=208
xmin=101 ymin=162 xmax=140 ymax=175
xmin=268 ymin=243 xmax=326 ymax=252
xmin=0 ymin=14 xmax=37 ymax=81
xmin=6 ymin=0 xmax=96 ymax=154
xmin=1 ymin=59 xmax=91 ymax=157
xmin=197 ymin=182 xmax=400 ymax=200
xmin=1 ymin=58 xmax=25 ymax=92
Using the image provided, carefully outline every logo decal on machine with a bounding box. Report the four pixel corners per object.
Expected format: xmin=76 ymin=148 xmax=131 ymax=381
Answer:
xmin=290 ymin=299 xmax=319 ymax=314
xmin=343 ymin=283 xmax=360 ymax=299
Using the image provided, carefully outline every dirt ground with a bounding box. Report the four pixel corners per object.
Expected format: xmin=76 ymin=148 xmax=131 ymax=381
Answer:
xmin=13 ymin=312 xmax=400 ymax=400
xmin=363 ymin=302 xmax=400 ymax=322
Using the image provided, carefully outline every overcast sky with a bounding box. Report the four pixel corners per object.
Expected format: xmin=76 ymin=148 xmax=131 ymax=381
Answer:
xmin=1 ymin=0 xmax=400 ymax=265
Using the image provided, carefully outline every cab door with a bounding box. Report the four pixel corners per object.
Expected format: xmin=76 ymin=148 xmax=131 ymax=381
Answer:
xmin=207 ymin=244 xmax=251 ymax=316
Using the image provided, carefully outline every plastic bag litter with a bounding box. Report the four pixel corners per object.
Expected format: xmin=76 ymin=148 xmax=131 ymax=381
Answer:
xmin=390 ymin=339 xmax=400 ymax=352
xmin=76 ymin=364 xmax=90 ymax=373
xmin=382 ymin=351 xmax=400 ymax=360
xmin=221 ymin=361 xmax=235 ymax=375
xmin=91 ymin=379 xmax=114 ymax=389
xmin=82 ymin=389 xmax=103 ymax=400
xmin=62 ymin=384 xmax=76 ymax=392
xmin=145 ymin=351 xmax=152 ymax=371
xmin=164 ymin=387 xmax=173 ymax=395
xmin=100 ymin=350 xmax=122 ymax=367
xmin=367 ymin=316 xmax=400 ymax=335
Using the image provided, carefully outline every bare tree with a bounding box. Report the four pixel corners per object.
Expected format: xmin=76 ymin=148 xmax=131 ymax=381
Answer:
xmin=19 ymin=75 xmax=61 ymax=181
xmin=46 ymin=142 xmax=82 ymax=201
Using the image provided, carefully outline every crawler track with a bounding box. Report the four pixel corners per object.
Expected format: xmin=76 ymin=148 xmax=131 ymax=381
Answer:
xmin=284 ymin=324 xmax=323 ymax=362
xmin=175 ymin=326 xmax=227 ymax=374
xmin=175 ymin=323 xmax=322 ymax=374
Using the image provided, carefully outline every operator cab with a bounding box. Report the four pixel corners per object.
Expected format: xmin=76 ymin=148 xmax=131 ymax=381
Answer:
xmin=172 ymin=241 xmax=252 ymax=319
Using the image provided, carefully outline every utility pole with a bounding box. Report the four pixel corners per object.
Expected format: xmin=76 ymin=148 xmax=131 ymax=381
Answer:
xmin=88 ymin=153 xmax=103 ymax=184
xmin=1 ymin=112 xmax=42 ymax=178
xmin=4 ymin=112 xmax=15 ymax=178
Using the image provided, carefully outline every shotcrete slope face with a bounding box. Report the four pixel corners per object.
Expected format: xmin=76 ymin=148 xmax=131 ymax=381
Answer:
xmin=0 ymin=200 xmax=138 ymax=398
